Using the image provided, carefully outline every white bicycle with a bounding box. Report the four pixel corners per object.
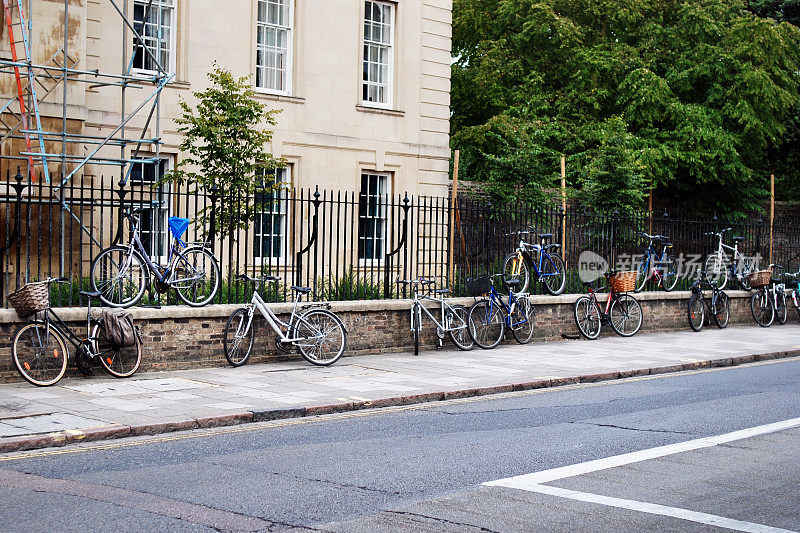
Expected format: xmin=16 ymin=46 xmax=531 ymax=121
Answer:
xmin=223 ymin=274 xmax=346 ymax=367
xmin=704 ymin=228 xmax=755 ymax=290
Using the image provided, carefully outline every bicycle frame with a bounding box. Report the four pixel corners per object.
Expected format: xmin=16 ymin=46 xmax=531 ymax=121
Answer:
xmin=410 ymin=288 xmax=466 ymax=334
xmin=712 ymin=234 xmax=743 ymax=267
xmin=241 ymin=289 xmax=323 ymax=344
xmin=482 ymin=284 xmax=530 ymax=329
xmin=512 ymin=240 xmax=560 ymax=280
xmin=125 ymin=217 xmax=202 ymax=286
xmin=640 ymin=239 xmax=672 ymax=281
xmin=39 ymin=306 xmax=100 ymax=358
xmin=585 ymin=282 xmax=614 ymax=319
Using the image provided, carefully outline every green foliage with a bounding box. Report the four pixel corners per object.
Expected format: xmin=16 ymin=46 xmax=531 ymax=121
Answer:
xmin=321 ymin=269 xmax=387 ymax=301
xmin=452 ymin=0 xmax=800 ymax=214
xmin=163 ymin=66 xmax=285 ymax=237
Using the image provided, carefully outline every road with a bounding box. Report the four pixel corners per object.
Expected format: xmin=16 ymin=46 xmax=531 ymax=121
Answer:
xmin=1 ymin=358 xmax=799 ymax=532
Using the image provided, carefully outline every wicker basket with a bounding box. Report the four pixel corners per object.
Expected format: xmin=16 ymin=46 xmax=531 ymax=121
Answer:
xmin=466 ymin=275 xmax=492 ymax=297
xmin=748 ymin=270 xmax=772 ymax=288
xmin=7 ymin=281 xmax=50 ymax=318
xmin=609 ymin=270 xmax=637 ymax=293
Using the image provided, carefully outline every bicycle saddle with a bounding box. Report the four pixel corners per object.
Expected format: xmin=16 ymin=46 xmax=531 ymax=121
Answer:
xmin=506 ymin=279 xmax=521 ymax=288
xmin=733 ymin=236 xmax=744 ymax=242
xmin=436 ymin=288 xmax=450 ymax=295
xmin=291 ymin=286 xmax=312 ymax=294
xmin=538 ymin=233 xmax=553 ymax=240
xmin=80 ymin=290 xmax=102 ymax=298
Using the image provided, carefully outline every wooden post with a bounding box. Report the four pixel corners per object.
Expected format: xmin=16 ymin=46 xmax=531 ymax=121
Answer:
xmin=770 ymin=174 xmax=775 ymax=265
xmin=561 ymin=155 xmax=567 ymax=266
xmin=648 ymin=187 xmax=653 ymax=235
xmin=448 ymin=150 xmax=460 ymax=288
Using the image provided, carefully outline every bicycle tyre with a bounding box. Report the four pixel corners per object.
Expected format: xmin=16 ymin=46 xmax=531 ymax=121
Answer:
xmin=411 ymin=303 xmax=420 ymax=355
xmin=750 ymin=289 xmax=774 ymax=327
xmin=704 ymin=254 xmax=728 ymax=290
xmin=223 ymin=307 xmax=255 ymax=367
xmin=610 ymin=294 xmax=643 ymax=337
xmin=736 ymin=257 xmax=754 ymax=290
xmin=634 ymin=254 xmax=650 ymax=293
xmin=574 ymin=296 xmax=601 ymax=340
xmin=468 ymin=300 xmax=505 ymax=349
xmin=712 ymin=292 xmax=730 ymax=329
xmin=90 ymin=245 xmax=148 ymax=308
xmin=510 ymin=296 xmax=535 ymax=344
xmin=688 ymin=294 xmax=705 ymax=332
xmin=447 ymin=304 xmax=475 ymax=351
xmin=502 ymin=252 xmax=530 ymax=294
xmin=294 ymin=309 xmax=347 ymax=366
xmin=776 ymin=290 xmax=788 ymax=325
xmin=12 ymin=322 xmax=69 ymax=387
xmin=92 ymin=322 xmax=142 ymax=378
xmin=662 ymin=255 xmax=679 ymax=292
xmin=173 ymin=247 xmax=221 ymax=307
xmin=541 ymin=252 xmax=566 ymax=296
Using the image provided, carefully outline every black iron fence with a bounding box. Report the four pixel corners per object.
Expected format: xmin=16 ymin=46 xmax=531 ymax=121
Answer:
xmin=2 ymin=170 xmax=800 ymax=308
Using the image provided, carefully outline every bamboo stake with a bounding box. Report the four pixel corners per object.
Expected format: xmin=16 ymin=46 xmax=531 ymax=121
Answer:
xmin=770 ymin=174 xmax=775 ymax=266
xmin=449 ymin=150 xmax=460 ymax=288
xmin=561 ymin=155 xmax=566 ymax=267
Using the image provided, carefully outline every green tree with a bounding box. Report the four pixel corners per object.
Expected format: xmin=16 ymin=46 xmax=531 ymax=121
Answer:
xmin=164 ymin=66 xmax=285 ymax=237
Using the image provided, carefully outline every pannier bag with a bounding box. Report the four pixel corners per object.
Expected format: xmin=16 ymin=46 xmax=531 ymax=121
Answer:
xmin=102 ymin=309 xmax=137 ymax=348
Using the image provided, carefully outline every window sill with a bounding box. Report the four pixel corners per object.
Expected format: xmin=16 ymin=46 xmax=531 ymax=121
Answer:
xmin=252 ymin=92 xmax=306 ymax=104
xmin=356 ymin=105 xmax=404 ymax=117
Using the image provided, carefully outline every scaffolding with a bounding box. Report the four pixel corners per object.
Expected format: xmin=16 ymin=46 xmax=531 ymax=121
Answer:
xmin=0 ymin=0 xmax=172 ymax=270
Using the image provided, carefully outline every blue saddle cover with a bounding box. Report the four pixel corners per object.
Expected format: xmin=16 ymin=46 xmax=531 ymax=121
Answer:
xmin=168 ymin=216 xmax=191 ymax=246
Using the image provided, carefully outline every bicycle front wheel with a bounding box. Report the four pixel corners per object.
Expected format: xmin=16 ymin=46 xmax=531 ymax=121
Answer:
xmin=610 ymin=294 xmax=643 ymax=337
xmin=776 ymin=290 xmax=788 ymax=325
xmin=712 ymin=292 xmax=730 ymax=329
xmin=736 ymin=257 xmax=754 ymax=290
xmin=468 ymin=300 xmax=505 ymax=349
xmin=223 ymin=308 xmax=255 ymax=367
xmin=662 ymin=255 xmax=678 ymax=292
xmin=635 ymin=254 xmax=650 ymax=293
xmin=688 ymin=294 xmax=705 ymax=332
xmin=12 ymin=322 xmax=69 ymax=386
xmin=705 ymin=254 xmax=728 ymax=290
xmin=294 ymin=309 xmax=347 ymax=366
xmin=173 ymin=247 xmax=221 ymax=307
xmin=510 ymin=296 xmax=535 ymax=344
xmin=574 ymin=296 xmax=601 ymax=340
xmin=92 ymin=322 xmax=142 ymax=378
xmin=541 ymin=252 xmax=566 ymax=295
xmin=502 ymin=252 xmax=530 ymax=294
xmin=751 ymin=289 xmax=774 ymax=327
xmin=90 ymin=246 xmax=148 ymax=308
xmin=447 ymin=305 xmax=475 ymax=351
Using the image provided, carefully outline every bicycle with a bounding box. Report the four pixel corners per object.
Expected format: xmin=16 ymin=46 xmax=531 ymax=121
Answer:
xmin=90 ymin=207 xmax=221 ymax=308
xmin=704 ymin=228 xmax=755 ymax=290
xmin=467 ymin=275 xmax=536 ymax=349
xmin=634 ymin=232 xmax=678 ymax=292
xmin=687 ymin=271 xmax=730 ymax=331
xmin=782 ymin=269 xmax=800 ymax=322
xmin=398 ymin=277 xmax=474 ymax=355
xmin=750 ymin=264 xmax=787 ymax=327
xmin=223 ymin=274 xmax=347 ymax=367
xmin=10 ymin=278 xmax=142 ymax=386
xmin=502 ymin=229 xmax=566 ymax=295
xmin=573 ymin=271 xmax=643 ymax=339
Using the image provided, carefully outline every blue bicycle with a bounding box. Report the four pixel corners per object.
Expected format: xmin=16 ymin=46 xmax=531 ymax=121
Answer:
xmin=502 ymin=229 xmax=566 ymax=295
xmin=634 ymin=232 xmax=677 ymax=292
xmin=90 ymin=207 xmax=221 ymax=308
xmin=467 ymin=275 xmax=535 ymax=348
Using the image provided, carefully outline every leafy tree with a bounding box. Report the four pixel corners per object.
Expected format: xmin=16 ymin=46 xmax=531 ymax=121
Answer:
xmin=164 ymin=66 xmax=284 ymax=237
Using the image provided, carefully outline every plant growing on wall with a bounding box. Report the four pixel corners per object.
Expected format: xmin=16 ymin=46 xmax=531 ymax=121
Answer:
xmin=163 ymin=65 xmax=285 ymax=238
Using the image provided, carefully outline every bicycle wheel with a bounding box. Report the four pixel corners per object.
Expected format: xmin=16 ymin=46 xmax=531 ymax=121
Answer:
xmin=574 ymin=296 xmax=601 ymax=340
xmin=92 ymin=322 xmax=142 ymax=378
xmin=704 ymin=254 xmax=728 ymax=290
xmin=173 ymin=247 xmax=221 ymax=307
xmin=662 ymin=255 xmax=678 ymax=292
xmin=223 ymin=307 xmax=255 ymax=367
xmin=736 ymin=256 xmax=754 ymax=290
xmin=468 ymin=300 xmax=505 ymax=349
xmin=541 ymin=252 xmax=566 ymax=295
xmin=634 ymin=254 xmax=650 ymax=293
xmin=12 ymin=322 xmax=68 ymax=386
xmin=750 ymin=289 xmax=774 ymax=327
xmin=293 ymin=309 xmax=347 ymax=366
xmin=610 ymin=294 xmax=643 ymax=337
xmin=688 ymin=294 xmax=705 ymax=332
xmin=447 ymin=304 xmax=475 ymax=350
xmin=712 ymin=292 xmax=730 ymax=329
xmin=90 ymin=246 xmax=148 ymax=308
xmin=776 ymin=290 xmax=788 ymax=325
xmin=510 ymin=296 xmax=535 ymax=344
xmin=502 ymin=252 xmax=530 ymax=294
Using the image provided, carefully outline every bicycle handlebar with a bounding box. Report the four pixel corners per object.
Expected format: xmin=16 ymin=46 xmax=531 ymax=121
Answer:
xmin=397 ymin=277 xmax=434 ymax=286
xmin=238 ymin=273 xmax=280 ymax=284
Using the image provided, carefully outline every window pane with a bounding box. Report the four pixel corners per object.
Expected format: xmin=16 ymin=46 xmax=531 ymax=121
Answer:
xmin=257 ymin=1 xmax=292 ymax=91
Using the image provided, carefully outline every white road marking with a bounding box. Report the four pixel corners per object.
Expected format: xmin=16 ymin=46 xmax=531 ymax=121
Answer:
xmin=485 ymin=417 xmax=800 ymax=487
xmin=518 ymin=484 xmax=797 ymax=533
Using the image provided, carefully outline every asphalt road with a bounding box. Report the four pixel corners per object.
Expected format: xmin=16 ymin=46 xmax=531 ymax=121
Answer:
xmin=1 ymin=358 xmax=799 ymax=532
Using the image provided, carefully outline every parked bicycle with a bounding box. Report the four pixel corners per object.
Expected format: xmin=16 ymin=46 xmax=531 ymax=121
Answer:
xmin=224 ymin=274 xmax=347 ymax=367
xmin=502 ymin=229 xmax=566 ymax=295
xmin=9 ymin=278 xmax=142 ymax=386
xmin=573 ymin=271 xmax=643 ymax=339
xmin=467 ymin=275 xmax=535 ymax=349
xmin=704 ymin=228 xmax=754 ymax=290
xmin=634 ymin=232 xmax=677 ymax=292
xmin=749 ymin=265 xmax=787 ymax=327
xmin=398 ymin=277 xmax=474 ymax=355
xmin=782 ymin=268 xmax=800 ymax=322
xmin=687 ymin=271 xmax=730 ymax=331
xmin=90 ymin=208 xmax=221 ymax=308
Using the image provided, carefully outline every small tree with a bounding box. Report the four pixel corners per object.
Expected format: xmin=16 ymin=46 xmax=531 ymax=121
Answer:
xmin=164 ymin=65 xmax=285 ymax=238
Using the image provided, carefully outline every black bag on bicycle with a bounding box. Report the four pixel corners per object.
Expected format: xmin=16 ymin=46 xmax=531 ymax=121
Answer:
xmin=102 ymin=309 xmax=137 ymax=348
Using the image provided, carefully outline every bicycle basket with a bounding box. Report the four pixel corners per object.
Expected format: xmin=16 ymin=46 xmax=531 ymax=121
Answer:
xmin=609 ymin=271 xmax=637 ymax=293
xmin=748 ymin=270 xmax=772 ymax=288
xmin=466 ymin=275 xmax=491 ymax=297
xmin=8 ymin=281 xmax=50 ymax=318
xmin=168 ymin=216 xmax=192 ymax=245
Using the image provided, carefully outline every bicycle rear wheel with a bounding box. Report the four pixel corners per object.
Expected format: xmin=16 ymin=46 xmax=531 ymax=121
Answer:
xmin=635 ymin=254 xmax=650 ymax=293
xmin=173 ymin=247 xmax=221 ymax=307
xmin=574 ymin=296 xmax=601 ymax=340
xmin=90 ymin=246 xmax=148 ymax=308
xmin=294 ymin=309 xmax=347 ymax=366
xmin=223 ymin=307 xmax=255 ymax=367
xmin=541 ymin=252 xmax=566 ymax=295
xmin=92 ymin=322 xmax=142 ymax=378
xmin=447 ymin=305 xmax=475 ymax=350
xmin=688 ymin=294 xmax=705 ymax=332
xmin=502 ymin=252 xmax=530 ymax=294
xmin=662 ymin=255 xmax=678 ymax=292
xmin=468 ymin=300 xmax=505 ymax=349
xmin=750 ymin=289 xmax=774 ymax=327
xmin=12 ymin=322 xmax=68 ymax=386
xmin=610 ymin=294 xmax=643 ymax=337
xmin=712 ymin=292 xmax=730 ymax=329
xmin=510 ymin=296 xmax=535 ymax=344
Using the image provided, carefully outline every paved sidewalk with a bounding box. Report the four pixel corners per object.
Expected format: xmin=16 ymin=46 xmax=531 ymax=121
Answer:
xmin=2 ymin=325 xmax=800 ymax=453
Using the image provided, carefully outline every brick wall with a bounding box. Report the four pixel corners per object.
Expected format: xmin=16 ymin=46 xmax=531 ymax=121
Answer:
xmin=0 ymin=291 xmax=757 ymax=383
